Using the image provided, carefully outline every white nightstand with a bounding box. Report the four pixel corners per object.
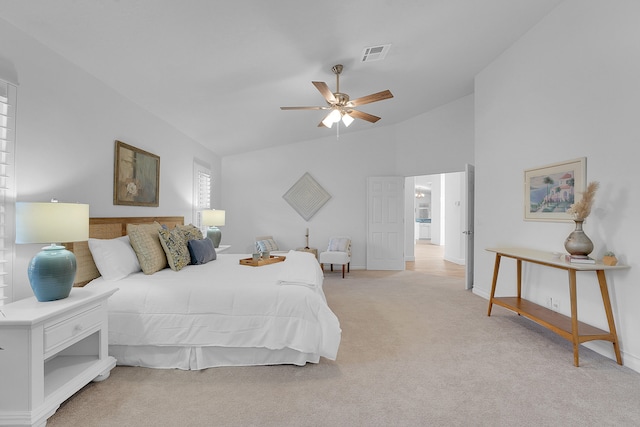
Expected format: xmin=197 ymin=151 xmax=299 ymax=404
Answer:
xmin=0 ymin=287 xmax=117 ymax=426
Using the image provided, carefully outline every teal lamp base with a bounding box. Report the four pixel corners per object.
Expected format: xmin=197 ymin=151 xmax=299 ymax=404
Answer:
xmin=207 ymin=227 xmax=222 ymax=248
xmin=28 ymin=245 xmax=77 ymax=302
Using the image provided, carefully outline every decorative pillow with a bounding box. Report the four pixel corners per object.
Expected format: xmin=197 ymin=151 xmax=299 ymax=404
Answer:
xmin=256 ymin=238 xmax=279 ymax=252
xmin=158 ymin=227 xmax=191 ymax=271
xmin=88 ymin=235 xmax=141 ymax=281
xmin=127 ymin=222 xmax=167 ymax=274
xmin=175 ymin=223 xmax=203 ymax=241
xmin=328 ymin=237 xmax=350 ymax=252
xmin=187 ymin=238 xmax=217 ymax=265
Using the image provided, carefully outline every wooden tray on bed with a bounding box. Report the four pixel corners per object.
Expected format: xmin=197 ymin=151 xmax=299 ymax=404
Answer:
xmin=239 ymin=255 xmax=286 ymax=267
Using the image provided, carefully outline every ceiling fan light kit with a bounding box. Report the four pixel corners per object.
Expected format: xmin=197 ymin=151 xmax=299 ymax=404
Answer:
xmin=281 ymin=64 xmax=393 ymax=131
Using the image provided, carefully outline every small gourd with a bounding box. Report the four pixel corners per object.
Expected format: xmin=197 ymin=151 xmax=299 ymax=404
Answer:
xmin=603 ymin=251 xmax=618 ymax=266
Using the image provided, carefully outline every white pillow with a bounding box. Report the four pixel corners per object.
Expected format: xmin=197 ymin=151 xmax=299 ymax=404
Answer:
xmin=88 ymin=235 xmax=141 ymax=281
xmin=328 ymin=237 xmax=350 ymax=252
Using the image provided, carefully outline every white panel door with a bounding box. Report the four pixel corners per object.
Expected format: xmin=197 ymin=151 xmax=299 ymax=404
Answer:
xmin=367 ymin=176 xmax=405 ymax=270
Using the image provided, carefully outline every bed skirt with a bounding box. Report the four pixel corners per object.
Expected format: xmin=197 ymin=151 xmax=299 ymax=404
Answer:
xmin=109 ymin=345 xmax=322 ymax=370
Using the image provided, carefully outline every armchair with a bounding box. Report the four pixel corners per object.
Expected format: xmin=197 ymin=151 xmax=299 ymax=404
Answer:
xmin=319 ymin=237 xmax=351 ymax=278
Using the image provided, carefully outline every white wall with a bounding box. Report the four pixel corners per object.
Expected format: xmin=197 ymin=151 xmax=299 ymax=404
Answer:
xmin=474 ymin=0 xmax=640 ymax=371
xmin=221 ymin=96 xmax=475 ymax=269
xmin=1 ymin=19 xmax=221 ymax=302
xmin=395 ymin=95 xmax=474 ymax=176
xmin=222 ymin=126 xmax=397 ymax=268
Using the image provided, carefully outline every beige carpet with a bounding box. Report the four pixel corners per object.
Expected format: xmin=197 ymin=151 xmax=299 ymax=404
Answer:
xmin=48 ymin=267 xmax=640 ymax=427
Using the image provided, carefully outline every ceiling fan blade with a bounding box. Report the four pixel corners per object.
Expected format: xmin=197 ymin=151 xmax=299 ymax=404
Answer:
xmin=312 ymin=81 xmax=337 ymax=104
xmin=280 ymin=106 xmax=328 ymax=110
xmin=349 ymin=90 xmax=393 ymax=107
xmin=349 ymin=109 xmax=381 ymax=123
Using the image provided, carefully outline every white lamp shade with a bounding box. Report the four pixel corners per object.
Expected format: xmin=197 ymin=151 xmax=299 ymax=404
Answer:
xmin=322 ymin=109 xmax=342 ymax=128
xmin=16 ymin=202 xmax=89 ymax=244
xmin=201 ymin=209 xmax=225 ymax=227
xmin=341 ymin=113 xmax=354 ymax=127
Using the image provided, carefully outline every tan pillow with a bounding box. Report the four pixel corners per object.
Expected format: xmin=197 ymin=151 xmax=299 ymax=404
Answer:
xmin=127 ymin=222 xmax=167 ymax=274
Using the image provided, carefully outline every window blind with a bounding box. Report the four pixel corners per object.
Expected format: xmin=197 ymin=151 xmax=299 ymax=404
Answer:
xmin=193 ymin=162 xmax=212 ymax=229
xmin=0 ymin=81 xmax=16 ymax=305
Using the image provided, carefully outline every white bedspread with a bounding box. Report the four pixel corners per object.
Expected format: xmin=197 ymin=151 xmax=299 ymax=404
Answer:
xmin=86 ymin=251 xmax=341 ymax=363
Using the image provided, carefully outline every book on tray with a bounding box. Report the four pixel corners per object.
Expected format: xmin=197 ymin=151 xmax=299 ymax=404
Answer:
xmin=564 ymin=254 xmax=595 ymax=264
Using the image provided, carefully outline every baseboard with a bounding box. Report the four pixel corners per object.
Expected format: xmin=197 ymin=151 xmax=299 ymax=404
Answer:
xmin=584 ymin=341 xmax=640 ymax=373
xmin=444 ymin=255 xmax=464 ymax=265
xmin=473 ymin=288 xmax=640 ymax=374
xmin=472 ymin=287 xmax=490 ymax=300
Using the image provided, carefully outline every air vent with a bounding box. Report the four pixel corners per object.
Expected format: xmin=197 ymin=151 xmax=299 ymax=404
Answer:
xmin=361 ymin=44 xmax=391 ymax=62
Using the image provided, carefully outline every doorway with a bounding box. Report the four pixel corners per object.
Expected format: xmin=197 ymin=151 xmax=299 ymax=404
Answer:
xmin=405 ymin=172 xmax=467 ymax=279
xmin=407 ymin=241 xmax=465 ymax=278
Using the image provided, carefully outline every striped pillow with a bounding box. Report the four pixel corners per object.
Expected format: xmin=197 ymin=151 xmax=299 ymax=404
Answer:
xmin=256 ymin=238 xmax=279 ymax=252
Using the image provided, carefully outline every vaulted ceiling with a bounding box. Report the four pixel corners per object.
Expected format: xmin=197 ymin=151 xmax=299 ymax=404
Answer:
xmin=0 ymin=0 xmax=562 ymax=156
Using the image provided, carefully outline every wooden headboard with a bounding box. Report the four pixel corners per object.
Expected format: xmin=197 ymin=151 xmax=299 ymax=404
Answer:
xmin=65 ymin=216 xmax=184 ymax=286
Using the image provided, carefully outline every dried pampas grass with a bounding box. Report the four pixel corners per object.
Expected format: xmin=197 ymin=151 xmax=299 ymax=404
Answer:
xmin=567 ymin=181 xmax=599 ymax=220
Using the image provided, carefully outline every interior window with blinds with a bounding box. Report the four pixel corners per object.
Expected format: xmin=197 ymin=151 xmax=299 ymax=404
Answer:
xmin=0 ymin=81 xmax=17 ymax=305
xmin=193 ymin=161 xmax=212 ymax=230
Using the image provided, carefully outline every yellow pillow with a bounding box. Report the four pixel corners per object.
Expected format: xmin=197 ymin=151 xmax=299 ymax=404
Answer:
xmin=127 ymin=222 xmax=167 ymax=274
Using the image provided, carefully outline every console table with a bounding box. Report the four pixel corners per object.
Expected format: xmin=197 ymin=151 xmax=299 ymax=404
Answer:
xmin=486 ymin=247 xmax=628 ymax=367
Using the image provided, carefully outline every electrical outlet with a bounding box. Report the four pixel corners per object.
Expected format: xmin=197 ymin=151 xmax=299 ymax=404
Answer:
xmin=552 ymin=298 xmax=561 ymax=311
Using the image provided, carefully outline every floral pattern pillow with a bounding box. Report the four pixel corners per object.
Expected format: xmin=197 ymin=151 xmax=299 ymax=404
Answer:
xmin=176 ymin=223 xmax=203 ymax=241
xmin=158 ymin=227 xmax=191 ymax=271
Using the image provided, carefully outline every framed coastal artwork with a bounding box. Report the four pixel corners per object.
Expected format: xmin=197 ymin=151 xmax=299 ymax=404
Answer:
xmin=524 ymin=157 xmax=586 ymax=222
xmin=113 ymin=140 xmax=160 ymax=207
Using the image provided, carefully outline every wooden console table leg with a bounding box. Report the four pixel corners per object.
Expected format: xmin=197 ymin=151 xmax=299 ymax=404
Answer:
xmin=568 ymin=270 xmax=580 ymax=367
xmin=596 ymin=270 xmax=623 ymax=365
xmin=487 ymin=254 xmax=501 ymax=316
xmin=516 ymin=260 xmax=522 ymax=299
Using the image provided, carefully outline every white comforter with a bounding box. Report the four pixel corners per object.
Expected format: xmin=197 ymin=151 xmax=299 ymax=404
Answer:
xmin=86 ymin=251 xmax=341 ymax=361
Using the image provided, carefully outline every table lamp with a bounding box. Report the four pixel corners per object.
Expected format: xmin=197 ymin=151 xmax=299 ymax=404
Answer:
xmin=15 ymin=201 xmax=89 ymax=302
xmin=201 ymin=209 xmax=225 ymax=248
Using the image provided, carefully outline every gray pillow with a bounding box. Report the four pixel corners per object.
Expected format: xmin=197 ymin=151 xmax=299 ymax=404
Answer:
xmin=187 ymin=238 xmax=217 ymax=265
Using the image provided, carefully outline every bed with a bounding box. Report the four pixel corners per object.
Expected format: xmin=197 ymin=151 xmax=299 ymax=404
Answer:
xmin=67 ymin=216 xmax=341 ymax=370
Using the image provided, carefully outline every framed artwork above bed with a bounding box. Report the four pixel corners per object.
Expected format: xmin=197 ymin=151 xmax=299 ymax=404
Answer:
xmin=114 ymin=140 xmax=160 ymax=207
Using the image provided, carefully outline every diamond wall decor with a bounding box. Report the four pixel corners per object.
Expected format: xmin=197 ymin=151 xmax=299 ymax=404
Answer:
xmin=283 ymin=173 xmax=331 ymax=221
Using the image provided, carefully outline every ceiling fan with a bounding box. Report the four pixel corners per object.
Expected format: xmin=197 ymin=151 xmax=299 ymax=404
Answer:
xmin=281 ymin=64 xmax=393 ymax=128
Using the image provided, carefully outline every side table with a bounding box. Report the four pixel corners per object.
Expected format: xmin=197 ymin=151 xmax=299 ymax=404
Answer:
xmin=0 ymin=287 xmax=118 ymax=426
xmin=296 ymin=247 xmax=318 ymax=259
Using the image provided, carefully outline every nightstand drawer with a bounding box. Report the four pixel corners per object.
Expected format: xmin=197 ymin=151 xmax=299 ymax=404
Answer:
xmin=44 ymin=305 xmax=102 ymax=355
